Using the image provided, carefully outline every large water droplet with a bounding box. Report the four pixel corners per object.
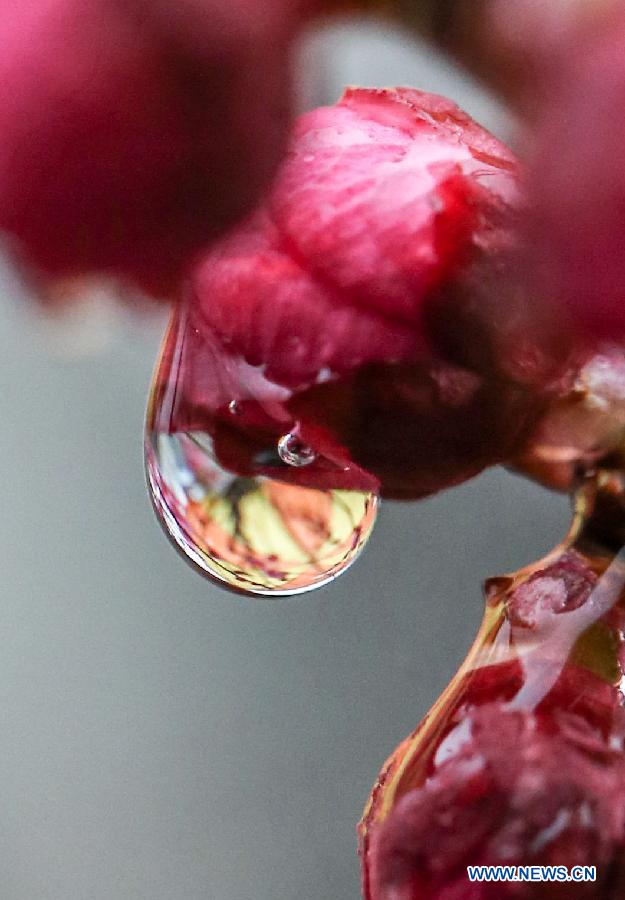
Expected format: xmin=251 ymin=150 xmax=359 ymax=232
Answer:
xmin=145 ymin=304 xmax=378 ymax=596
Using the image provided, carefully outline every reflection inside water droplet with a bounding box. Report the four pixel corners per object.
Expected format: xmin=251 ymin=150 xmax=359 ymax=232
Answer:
xmin=145 ymin=432 xmax=377 ymax=595
xmin=144 ymin=305 xmax=378 ymax=596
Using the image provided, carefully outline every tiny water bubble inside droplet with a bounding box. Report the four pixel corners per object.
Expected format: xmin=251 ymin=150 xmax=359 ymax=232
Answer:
xmin=277 ymin=432 xmax=316 ymax=467
xmin=144 ymin=306 xmax=378 ymax=596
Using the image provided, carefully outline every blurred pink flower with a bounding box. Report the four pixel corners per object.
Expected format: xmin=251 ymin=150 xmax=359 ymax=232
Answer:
xmin=0 ymin=0 xmax=307 ymax=296
xmin=516 ymin=3 xmax=625 ymax=341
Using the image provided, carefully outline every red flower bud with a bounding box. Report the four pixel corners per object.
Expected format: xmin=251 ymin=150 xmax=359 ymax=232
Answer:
xmin=176 ymin=88 xmax=543 ymax=498
xmin=370 ymin=704 xmax=625 ymax=899
xmin=361 ymin=533 xmax=625 ymax=899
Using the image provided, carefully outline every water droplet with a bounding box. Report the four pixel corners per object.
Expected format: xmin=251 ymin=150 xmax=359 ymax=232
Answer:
xmin=277 ymin=432 xmax=316 ymax=467
xmin=145 ymin=305 xmax=378 ymax=596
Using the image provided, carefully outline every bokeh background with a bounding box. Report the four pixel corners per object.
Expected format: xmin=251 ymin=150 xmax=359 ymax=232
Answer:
xmin=1 ymin=18 xmax=569 ymax=900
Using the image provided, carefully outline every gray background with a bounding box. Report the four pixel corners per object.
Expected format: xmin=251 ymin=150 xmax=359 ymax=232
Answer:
xmin=0 ymin=19 xmax=568 ymax=900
